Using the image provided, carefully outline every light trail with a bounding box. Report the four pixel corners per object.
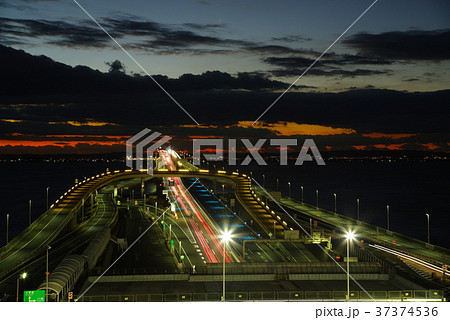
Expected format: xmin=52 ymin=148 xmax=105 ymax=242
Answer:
xmin=179 ymin=179 xmax=232 ymax=263
xmin=189 ymin=219 xmax=218 ymax=263
xmin=160 ymin=149 xmax=231 ymax=263
xmin=370 ymin=244 xmax=448 ymax=277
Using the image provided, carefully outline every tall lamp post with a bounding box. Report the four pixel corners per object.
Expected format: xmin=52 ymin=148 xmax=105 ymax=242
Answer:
xmin=276 ymin=179 xmax=279 ymax=192
xmin=46 ymin=245 xmax=51 ymax=302
xmin=345 ymin=231 xmax=355 ymax=302
xmin=386 ymin=205 xmax=390 ymax=231
xmin=356 ymin=199 xmax=360 ymax=221
xmin=16 ymin=272 xmax=27 ymax=302
xmin=262 ymin=175 xmax=265 ymax=188
xmin=333 ymin=193 xmax=337 ymax=213
xmin=28 ymin=200 xmax=32 ymax=226
xmin=316 ymin=189 xmax=319 ymax=208
xmin=221 ymin=231 xmax=232 ymax=302
xmin=6 ymin=214 xmax=9 ymax=244
xmin=46 ymin=187 xmax=50 ymax=211
xmin=288 ymin=182 xmax=291 ymax=199
xmin=301 ymin=186 xmax=304 ymax=204
xmin=426 ymin=213 xmax=430 ymax=244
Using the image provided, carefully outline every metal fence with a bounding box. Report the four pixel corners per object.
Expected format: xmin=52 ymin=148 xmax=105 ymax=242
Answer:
xmin=76 ymin=289 xmax=444 ymax=302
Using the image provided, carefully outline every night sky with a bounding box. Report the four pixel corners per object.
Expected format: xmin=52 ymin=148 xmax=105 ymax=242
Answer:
xmin=0 ymin=0 xmax=449 ymax=154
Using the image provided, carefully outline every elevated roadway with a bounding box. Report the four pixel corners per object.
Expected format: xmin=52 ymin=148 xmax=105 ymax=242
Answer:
xmin=2 ymin=155 xmax=447 ymax=290
xmin=0 ymin=167 xmax=285 ymax=281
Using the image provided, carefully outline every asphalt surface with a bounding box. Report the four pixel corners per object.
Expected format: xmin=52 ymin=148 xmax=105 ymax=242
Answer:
xmin=254 ymin=187 xmax=450 ymax=266
xmin=110 ymin=205 xmax=177 ymax=274
xmin=0 ymin=186 xmax=117 ymax=300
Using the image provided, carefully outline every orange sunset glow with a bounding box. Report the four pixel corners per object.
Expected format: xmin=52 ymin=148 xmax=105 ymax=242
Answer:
xmin=233 ymin=121 xmax=356 ymax=136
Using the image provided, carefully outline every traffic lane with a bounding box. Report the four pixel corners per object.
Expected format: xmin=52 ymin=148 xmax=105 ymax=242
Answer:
xmin=172 ymin=177 xmax=229 ymax=263
xmin=0 ymin=191 xmax=117 ymax=294
xmin=164 ymin=214 xmax=206 ymax=267
xmin=244 ymin=242 xmax=277 ymax=263
xmin=277 ymin=197 xmax=450 ymax=266
xmin=281 ymin=242 xmax=318 ymax=262
xmin=169 ymin=178 xmax=219 ymax=263
xmin=0 ymin=180 xmax=105 ymax=274
xmin=119 ymin=206 xmax=175 ymax=271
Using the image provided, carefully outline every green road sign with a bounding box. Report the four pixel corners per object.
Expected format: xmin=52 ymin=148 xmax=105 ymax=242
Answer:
xmin=24 ymin=290 xmax=45 ymax=302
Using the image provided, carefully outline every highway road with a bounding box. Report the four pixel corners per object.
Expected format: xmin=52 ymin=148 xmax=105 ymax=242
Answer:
xmin=0 ymin=174 xmax=117 ymax=279
xmin=275 ymin=194 xmax=450 ymax=265
xmin=111 ymin=205 xmax=177 ymax=274
xmin=160 ymin=150 xmax=236 ymax=265
xmin=0 ymin=186 xmax=117 ymax=296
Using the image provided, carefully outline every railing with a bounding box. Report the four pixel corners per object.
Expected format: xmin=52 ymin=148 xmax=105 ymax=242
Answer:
xmin=253 ymin=185 xmax=450 ymax=266
xmin=75 ymin=289 xmax=445 ymax=302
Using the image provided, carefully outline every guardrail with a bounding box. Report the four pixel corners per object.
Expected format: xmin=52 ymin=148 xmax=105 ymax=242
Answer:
xmin=253 ymin=186 xmax=450 ymax=266
xmin=75 ymin=289 xmax=445 ymax=302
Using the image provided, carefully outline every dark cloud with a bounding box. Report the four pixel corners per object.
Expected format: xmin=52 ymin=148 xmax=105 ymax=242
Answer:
xmin=262 ymin=52 xmax=395 ymax=78
xmin=0 ymin=45 xmax=449 ymax=154
xmin=271 ymin=35 xmax=312 ymax=42
xmin=403 ymin=78 xmax=420 ymax=82
xmin=343 ymin=29 xmax=450 ymax=61
xmin=264 ymin=54 xmax=393 ymax=68
xmin=246 ymin=45 xmax=313 ymax=55
xmin=0 ymin=44 xmax=296 ymax=96
xmin=182 ymin=23 xmax=225 ymax=30
xmin=264 ymin=56 xmax=391 ymax=78
xmin=0 ymin=15 xmax=323 ymax=57
xmin=0 ymin=0 xmax=57 ymax=10
xmin=0 ymin=1 xmax=32 ymax=11
xmin=106 ymin=59 xmax=126 ymax=73
xmin=271 ymin=68 xmax=388 ymax=78
xmin=0 ymin=15 xmax=253 ymax=54
xmin=0 ymin=17 xmax=111 ymax=48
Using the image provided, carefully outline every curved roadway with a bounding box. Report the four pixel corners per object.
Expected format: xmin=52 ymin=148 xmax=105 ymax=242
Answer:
xmin=0 ymin=168 xmax=283 ymax=280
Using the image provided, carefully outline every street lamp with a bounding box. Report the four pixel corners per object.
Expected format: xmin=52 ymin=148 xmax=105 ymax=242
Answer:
xmin=316 ymin=189 xmax=319 ymax=208
xmin=46 ymin=245 xmax=51 ymax=302
xmin=356 ymin=199 xmax=360 ymax=221
xmin=426 ymin=213 xmax=430 ymax=244
xmin=29 ymin=200 xmax=32 ymax=226
xmin=221 ymin=231 xmax=232 ymax=302
xmin=6 ymin=213 xmax=9 ymax=244
xmin=276 ymin=179 xmax=279 ymax=192
xmin=222 ymin=184 xmax=225 ymax=195
xmin=46 ymin=187 xmax=50 ymax=211
xmin=345 ymin=231 xmax=355 ymax=302
xmin=386 ymin=205 xmax=390 ymax=231
xmin=333 ymin=193 xmax=337 ymax=213
xmin=301 ymin=186 xmax=304 ymax=204
xmin=16 ymin=272 xmax=27 ymax=302
xmin=262 ymin=175 xmax=265 ymax=188
xmin=288 ymin=182 xmax=291 ymax=199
